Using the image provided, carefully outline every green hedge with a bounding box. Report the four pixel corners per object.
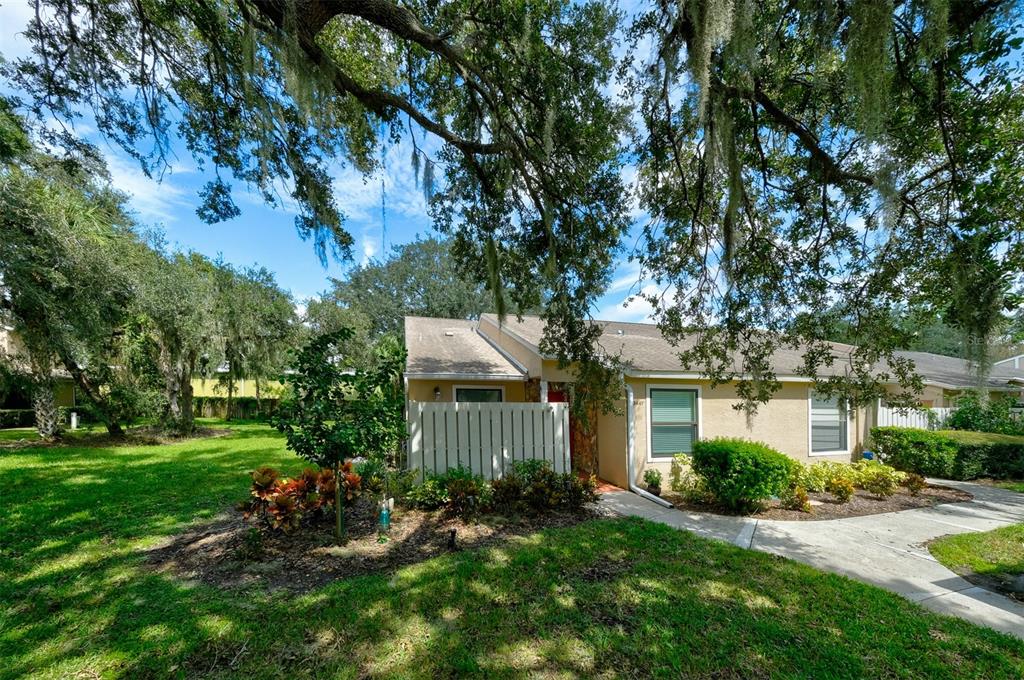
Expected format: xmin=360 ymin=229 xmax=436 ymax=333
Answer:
xmin=870 ymin=426 xmax=1024 ymax=480
xmin=192 ymin=396 xmax=279 ymax=420
xmin=691 ymin=437 xmax=798 ymax=511
xmin=0 ymin=409 xmax=35 ymax=428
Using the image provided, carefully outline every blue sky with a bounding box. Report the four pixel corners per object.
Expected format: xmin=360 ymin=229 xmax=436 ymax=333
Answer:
xmin=0 ymin=1 xmax=654 ymax=321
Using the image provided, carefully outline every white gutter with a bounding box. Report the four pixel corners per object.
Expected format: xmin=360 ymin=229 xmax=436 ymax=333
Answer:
xmin=625 ymin=381 xmax=673 ymax=508
xmin=403 ymin=372 xmax=525 ymax=381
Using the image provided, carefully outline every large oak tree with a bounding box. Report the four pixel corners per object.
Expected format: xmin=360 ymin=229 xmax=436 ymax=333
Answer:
xmin=7 ymin=0 xmax=1023 ymax=410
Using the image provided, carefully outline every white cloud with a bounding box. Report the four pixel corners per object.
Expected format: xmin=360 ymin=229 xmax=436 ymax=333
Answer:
xmin=0 ymin=1 xmax=36 ymax=61
xmin=105 ymin=153 xmax=191 ymax=224
xmin=331 ymin=138 xmax=432 ymax=224
xmin=596 ymin=283 xmax=676 ymax=324
xmin=359 ymin=226 xmax=380 ymax=265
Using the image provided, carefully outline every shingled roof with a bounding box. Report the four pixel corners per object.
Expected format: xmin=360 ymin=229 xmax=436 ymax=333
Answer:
xmin=476 ymin=313 xmax=1024 ymax=389
xmin=404 ymin=316 xmax=525 ymax=380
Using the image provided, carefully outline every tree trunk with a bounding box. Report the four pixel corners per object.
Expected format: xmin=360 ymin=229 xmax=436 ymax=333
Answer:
xmin=160 ymin=343 xmax=196 ymax=436
xmin=335 ymin=460 xmax=346 ymax=544
xmin=255 ymin=379 xmax=262 ymax=415
xmin=227 ymin=370 xmax=235 ymax=421
xmin=60 ymin=357 xmax=124 ymax=437
xmin=32 ymin=380 xmax=61 ymax=441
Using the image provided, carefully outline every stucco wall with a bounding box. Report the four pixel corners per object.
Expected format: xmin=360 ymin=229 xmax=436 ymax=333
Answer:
xmin=619 ymin=378 xmax=863 ymax=486
xmin=407 ymin=378 xmax=527 ymax=403
xmin=191 ymin=378 xmax=287 ymax=398
xmin=477 ymin=316 xmax=542 ymax=376
xmin=596 ymin=398 xmax=628 ymax=488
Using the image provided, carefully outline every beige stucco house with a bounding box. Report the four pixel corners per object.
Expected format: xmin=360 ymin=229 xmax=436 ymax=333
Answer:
xmin=404 ymin=314 xmax=1024 ymax=490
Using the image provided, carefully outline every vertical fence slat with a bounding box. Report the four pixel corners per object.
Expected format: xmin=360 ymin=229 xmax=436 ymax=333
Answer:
xmin=501 ymin=407 xmax=513 ymax=477
xmin=876 ymin=405 xmax=952 ymax=430
xmin=542 ymin=404 xmax=554 ymax=470
xmin=409 ymin=402 xmax=423 ymax=481
xmin=467 ymin=403 xmax=481 ymax=475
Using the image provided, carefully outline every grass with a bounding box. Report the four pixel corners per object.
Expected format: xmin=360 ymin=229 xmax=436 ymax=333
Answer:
xmin=3 ymin=422 xmax=1024 ymax=678
xmin=930 ymin=524 xmax=1024 ymax=580
xmin=936 ymin=430 xmax=1024 ymax=446
xmin=994 ymin=481 xmax=1024 ymax=493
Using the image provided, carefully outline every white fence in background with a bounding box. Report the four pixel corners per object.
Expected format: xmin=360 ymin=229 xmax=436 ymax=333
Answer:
xmin=407 ymin=401 xmax=571 ymax=481
xmin=875 ymin=405 xmax=952 ymax=430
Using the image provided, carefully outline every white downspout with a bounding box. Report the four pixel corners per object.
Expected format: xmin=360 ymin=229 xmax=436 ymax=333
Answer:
xmin=625 ymin=381 xmax=673 ymax=508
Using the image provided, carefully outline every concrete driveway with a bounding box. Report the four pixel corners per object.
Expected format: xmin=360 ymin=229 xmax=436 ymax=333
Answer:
xmin=599 ymin=480 xmax=1024 ymax=639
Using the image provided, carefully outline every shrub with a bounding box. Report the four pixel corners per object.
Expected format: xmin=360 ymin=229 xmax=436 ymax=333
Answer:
xmin=827 ymin=477 xmax=855 ymax=504
xmin=798 ymin=461 xmax=857 ymax=493
xmin=512 ymin=459 xmax=550 ymax=485
xmin=643 ymin=469 xmax=663 ymax=488
xmin=871 ymin=426 xmax=1024 ymax=480
xmin=691 ymin=438 xmax=798 ymax=511
xmin=243 ymin=464 xmax=360 ymax=533
xmin=560 ymin=473 xmax=598 ymax=512
xmin=780 ymin=485 xmax=812 ymax=513
xmin=490 ymin=474 xmax=526 ymax=514
xmin=0 ymin=409 xmax=35 ymax=428
xmin=670 ymin=453 xmax=715 ymax=503
xmin=445 ymin=474 xmax=491 ymax=519
xmin=522 ymin=463 xmax=563 ymax=511
xmin=871 ymin=427 xmax=958 ymax=478
xmin=946 ymin=391 xmax=1024 ymax=436
xmin=354 ymin=458 xmax=388 ymax=494
xmin=406 ymin=475 xmax=449 ymax=510
xmin=902 ymin=472 xmax=927 ymax=496
xmin=854 ymin=460 xmax=903 ymax=499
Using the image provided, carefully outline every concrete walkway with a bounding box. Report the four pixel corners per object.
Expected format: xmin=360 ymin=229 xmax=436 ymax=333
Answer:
xmin=599 ymin=481 xmax=1024 ymax=639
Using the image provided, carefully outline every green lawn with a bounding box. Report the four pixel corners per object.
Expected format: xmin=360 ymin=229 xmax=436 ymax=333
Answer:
xmin=3 ymin=422 xmax=1024 ymax=678
xmin=936 ymin=430 xmax=1024 ymax=446
xmin=930 ymin=524 xmax=1024 ymax=580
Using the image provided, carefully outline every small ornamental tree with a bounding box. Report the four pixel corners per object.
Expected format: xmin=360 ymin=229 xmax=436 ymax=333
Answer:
xmin=273 ymin=328 xmax=406 ymax=543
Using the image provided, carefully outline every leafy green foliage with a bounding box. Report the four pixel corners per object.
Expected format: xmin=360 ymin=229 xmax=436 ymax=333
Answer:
xmin=780 ymin=485 xmax=812 ymax=514
xmin=272 ymin=328 xmax=404 ymax=541
xmin=827 ymin=477 xmax=856 ymax=504
xmin=798 ymin=461 xmax=859 ymax=493
xmin=643 ymin=468 xmax=663 ymax=489
xmin=691 ymin=438 xmax=798 ymax=511
xmin=405 ymin=476 xmax=450 ymax=510
xmin=947 ymin=391 xmax=1024 ymax=436
xmin=626 ymin=0 xmax=1024 ymax=409
xmin=669 ymin=453 xmax=716 ymax=504
xmin=407 ymin=460 xmax=597 ymax=516
xmin=871 ymin=426 xmax=1024 ymax=480
xmin=871 ymin=427 xmax=962 ymax=478
xmin=243 ymin=463 xmax=361 ymax=533
xmin=854 ymin=461 xmax=904 ymax=499
xmin=320 ymin=237 xmax=494 ymax=340
xmin=273 ymin=329 xmax=406 ymax=470
xmin=902 ymin=472 xmax=927 ymax=496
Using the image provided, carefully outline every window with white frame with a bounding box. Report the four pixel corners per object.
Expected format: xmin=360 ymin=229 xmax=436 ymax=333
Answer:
xmin=649 ymin=388 xmax=698 ymax=457
xmin=810 ymin=391 xmax=847 ymax=454
xmin=454 ymin=387 xmax=503 ymax=402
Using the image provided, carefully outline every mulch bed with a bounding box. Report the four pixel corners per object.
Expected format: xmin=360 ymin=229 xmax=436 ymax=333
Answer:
xmin=145 ymin=497 xmax=611 ymax=593
xmin=661 ymin=484 xmax=973 ymax=521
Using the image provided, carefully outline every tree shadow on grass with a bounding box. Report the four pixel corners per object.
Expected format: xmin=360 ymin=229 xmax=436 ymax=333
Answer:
xmin=4 ymin=426 xmax=1024 ymax=678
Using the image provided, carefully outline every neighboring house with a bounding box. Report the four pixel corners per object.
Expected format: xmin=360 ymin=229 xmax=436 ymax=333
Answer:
xmin=404 ymin=314 xmax=1024 ymax=489
xmin=0 ymin=325 xmax=77 ymax=409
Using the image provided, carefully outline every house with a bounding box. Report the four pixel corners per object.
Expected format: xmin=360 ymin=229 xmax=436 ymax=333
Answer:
xmin=404 ymin=314 xmax=1024 ymax=490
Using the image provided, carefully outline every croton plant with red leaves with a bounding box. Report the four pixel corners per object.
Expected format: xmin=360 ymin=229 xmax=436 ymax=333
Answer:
xmin=243 ymin=465 xmax=361 ymax=533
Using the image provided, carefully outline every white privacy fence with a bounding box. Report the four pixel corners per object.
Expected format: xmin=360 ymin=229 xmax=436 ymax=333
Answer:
xmin=407 ymin=401 xmax=571 ymax=481
xmin=875 ymin=405 xmax=952 ymax=430
xmin=876 ymin=404 xmax=1024 ymax=431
